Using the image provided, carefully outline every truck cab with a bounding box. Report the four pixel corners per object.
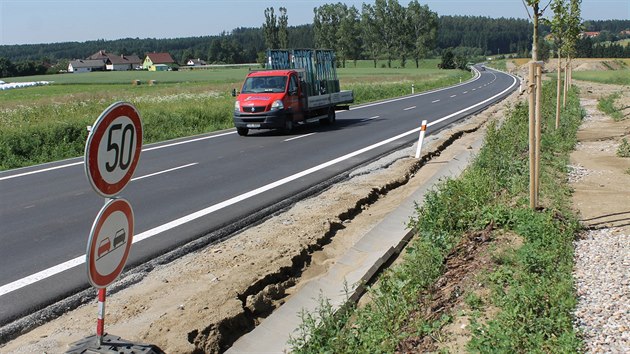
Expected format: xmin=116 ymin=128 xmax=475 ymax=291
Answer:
xmin=232 ymin=49 xmax=353 ymax=136
xmin=233 ymin=70 xmax=304 ymax=136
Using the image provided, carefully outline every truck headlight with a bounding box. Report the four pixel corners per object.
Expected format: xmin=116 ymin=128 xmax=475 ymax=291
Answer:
xmin=271 ymin=100 xmax=284 ymax=111
xmin=234 ymin=101 xmax=240 ymax=112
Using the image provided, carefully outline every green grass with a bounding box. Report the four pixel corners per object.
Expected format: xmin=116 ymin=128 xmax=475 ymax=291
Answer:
xmin=289 ymin=79 xmax=585 ymax=353
xmin=572 ymin=69 xmax=630 ymax=85
xmin=0 ymin=60 xmax=469 ymax=170
xmin=597 ymin=92 xmax=625 ymax=121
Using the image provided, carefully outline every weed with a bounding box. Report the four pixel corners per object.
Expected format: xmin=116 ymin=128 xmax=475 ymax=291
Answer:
xmin=617 ymin=138 xmax=630 ymax=157
xmin=465 ymin=293 xmax=484 ymax=311
xmin=597 ymin=92 xmax=624 ymax=121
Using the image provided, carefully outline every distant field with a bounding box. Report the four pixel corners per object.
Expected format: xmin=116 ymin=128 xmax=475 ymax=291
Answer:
xmin=572 ymin=69 xmax=630 ymax=85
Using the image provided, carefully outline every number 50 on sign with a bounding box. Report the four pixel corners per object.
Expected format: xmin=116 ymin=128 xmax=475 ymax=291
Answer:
xmin=85 ymin=102 xmax=143 ymax=198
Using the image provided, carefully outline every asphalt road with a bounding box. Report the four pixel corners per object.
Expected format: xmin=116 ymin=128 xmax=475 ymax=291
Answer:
xmin=0 ymin=66 xmax=518 ymax=329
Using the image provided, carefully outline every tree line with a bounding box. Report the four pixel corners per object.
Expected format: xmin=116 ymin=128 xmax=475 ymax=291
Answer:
xmin=1 ymin=3 xmax=628 ymax=78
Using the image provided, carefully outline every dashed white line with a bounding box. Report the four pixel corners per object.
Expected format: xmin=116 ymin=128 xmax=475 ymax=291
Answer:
xmin=431 ymin=99 xmax=440 ymax=103
xmin=361 ymin=116 xmax=380 ymax=122
xmin=404 ymin=106 xmax=416 ymax=111
xmin=0 ymin=132 xmax=236 ymax=182
xmin=450 ymin=95 xmax=457 ymax=98
xmin=0 ymin=161 xmax=83 ymax=181
xmin=284 ymin=133 xmax=316 ymax=142
xmin=463 ymin=91 xmax=468 ymax=94
xmin=131 ymin=163 xmax=198 ymax=181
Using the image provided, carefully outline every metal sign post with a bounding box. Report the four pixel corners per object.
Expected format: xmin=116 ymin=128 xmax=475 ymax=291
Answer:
xmin=84 ymin=102 xmax=142 ymax=348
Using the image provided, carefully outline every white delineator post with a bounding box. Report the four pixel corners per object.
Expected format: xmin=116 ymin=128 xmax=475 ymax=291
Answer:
xmin=415 ymin=120 xmax=428 ymax=159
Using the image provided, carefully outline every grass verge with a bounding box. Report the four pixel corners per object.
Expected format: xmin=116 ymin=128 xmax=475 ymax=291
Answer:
xmin=289 ymin=80 xmax=585 ymax=353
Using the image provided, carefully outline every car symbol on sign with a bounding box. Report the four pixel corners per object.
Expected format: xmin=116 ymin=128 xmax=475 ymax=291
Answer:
xmin=98 ymin=238 xmax=111 ymax=258
xmin=113 ymin=228 xmax=126 ymax=249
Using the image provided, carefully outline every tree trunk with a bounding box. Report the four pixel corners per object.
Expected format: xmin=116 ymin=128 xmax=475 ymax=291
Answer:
xmin=532 ymin=4 xmax=540 ymax=61
xmin=556 ymin=54 xmax=562 ymax=129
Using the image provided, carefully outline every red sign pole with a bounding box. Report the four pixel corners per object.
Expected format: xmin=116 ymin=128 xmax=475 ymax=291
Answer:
xmin=97 ymin=287 xmax=106 ymax=345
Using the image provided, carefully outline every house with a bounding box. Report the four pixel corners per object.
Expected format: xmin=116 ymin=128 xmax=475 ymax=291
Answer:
xmin=580 ymin=31 xmax=600 ymax=38
xmin=148 ymin=64 xmax=169 ymax=71
xmin=143 ymin=52 xmax=175 ymax=70
xmin=87 ymin=50 xmax=142 ymax=71
xmin=68 ymin=59 xmax=106 ymax=73
xmin=106 ymin=54 xmax=142 ymax=71
xmin=187 ymin=58 xmax=207 ymax=66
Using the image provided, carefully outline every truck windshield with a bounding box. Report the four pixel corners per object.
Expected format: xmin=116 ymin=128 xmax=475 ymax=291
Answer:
xmin=241 ymin=76 xmax=287 ymax=94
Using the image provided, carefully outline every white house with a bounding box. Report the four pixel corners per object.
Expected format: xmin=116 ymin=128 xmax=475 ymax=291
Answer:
xmin=187 ymin=58 xmax=207 ymax=66
xmin=68 ymin=59 xmax=106 ymax=73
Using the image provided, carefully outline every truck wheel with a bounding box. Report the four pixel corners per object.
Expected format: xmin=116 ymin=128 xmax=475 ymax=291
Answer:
xmin=284 ymin=119 xmax=294 ymax=133
xmin=320 ymin=109 xmax=336 ymax=125
xmin=237 ymin=127 xmax=249 ymax=136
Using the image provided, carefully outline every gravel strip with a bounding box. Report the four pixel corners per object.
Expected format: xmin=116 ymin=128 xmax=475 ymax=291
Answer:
xmin=573 ymin=227 xmax=630 ymax=353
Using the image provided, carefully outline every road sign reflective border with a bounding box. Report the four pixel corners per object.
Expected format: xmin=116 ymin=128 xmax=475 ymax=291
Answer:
xmin=85 ymin=102 xmax=143 ymax=198
xmin=86 ymin=198 xmax=134 ymax=288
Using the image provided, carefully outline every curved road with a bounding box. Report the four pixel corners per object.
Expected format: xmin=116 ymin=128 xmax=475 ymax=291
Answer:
xmin=0 ymin=66 xmax=518 ymax=329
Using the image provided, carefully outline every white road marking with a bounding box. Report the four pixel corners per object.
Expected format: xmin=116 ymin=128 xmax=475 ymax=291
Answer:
xmin=284 ymin=133 xmax=316 ymax=142
xmin=0 ymin=132 xmax=235 ymax=181
xmin=0 ymin=161 xmax=83 ymax=181
xmin=2 ymin=69 xmax=521 ymax=298
xmin=404 ymin=106 xmax=416 ymax=111
xmin=361 ymin=116 xmax=380 ymax=122
xmin=463 ymin=91 xmax=468 ymax=94
xmin=131 ymin=163 xmax=198 ymax=181
xmin=142 ymin=131 xmax=236 ymax=152
xmin=431 ymin=99 xmax=440 ymax=103
xmin=450 ymin=95 xmax=457 ymax=98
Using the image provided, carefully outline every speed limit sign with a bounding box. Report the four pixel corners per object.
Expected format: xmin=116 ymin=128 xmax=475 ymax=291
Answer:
xmin=85 ymin=102 xmax=143 ymax=198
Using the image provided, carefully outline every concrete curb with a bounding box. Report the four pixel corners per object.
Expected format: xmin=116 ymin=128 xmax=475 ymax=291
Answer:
xmin=227 ymin=133 xmax=485 ymax=353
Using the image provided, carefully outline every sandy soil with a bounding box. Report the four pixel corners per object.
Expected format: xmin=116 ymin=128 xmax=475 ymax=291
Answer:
xmin=2 ymin=61 xmax=627 ymax=353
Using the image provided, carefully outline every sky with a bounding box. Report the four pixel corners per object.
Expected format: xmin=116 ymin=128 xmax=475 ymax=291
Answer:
xmin=0 ymin=0 xmax=629 ymax=46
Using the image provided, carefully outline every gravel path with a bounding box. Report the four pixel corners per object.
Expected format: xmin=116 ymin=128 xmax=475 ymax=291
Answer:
xmin=572 ymin=88 xmax=630 ymax=354
xmin=573 ymin=228 xmax=630 ymax=353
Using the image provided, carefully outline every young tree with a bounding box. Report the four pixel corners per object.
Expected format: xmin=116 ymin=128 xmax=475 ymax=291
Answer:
xmin=313 ymin=3 xmax=342 ymax=50
xmin=407 ymin=0 xmax=438 ymax=68
xmin=374 ymin=0 xmax=401 ymax=68
xmin=338 ymin=5 xmax=362 ymax=67
xmin=360 ymin=3 xmax=382 ymax=68
xmin=564 ymin=0 xmax=582 ymax=89
xmin=263 ymin=7 xmax=279 ymax=49
xmin=549 ymin=0 xmax=568 ymax=128
xmin=523 ymin=0 xmax=552 ymax=61
xmin=278 ymin=7 xmax=289 ymax=49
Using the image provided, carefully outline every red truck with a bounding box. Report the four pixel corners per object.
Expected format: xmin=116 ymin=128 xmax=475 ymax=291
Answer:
xmin=232 ymin=49 xmax=353 ymax=136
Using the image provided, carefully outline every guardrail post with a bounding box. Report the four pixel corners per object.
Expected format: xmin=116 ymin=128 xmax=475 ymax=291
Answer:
xmin=415 ymin=120 xmax=428 ymax=159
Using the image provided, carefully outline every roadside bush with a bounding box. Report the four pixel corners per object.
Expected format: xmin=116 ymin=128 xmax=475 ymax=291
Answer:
xmin=617 ymin=138 xmax=630 ymax=157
